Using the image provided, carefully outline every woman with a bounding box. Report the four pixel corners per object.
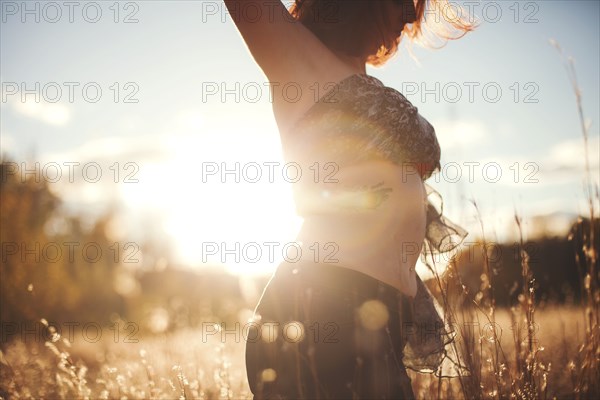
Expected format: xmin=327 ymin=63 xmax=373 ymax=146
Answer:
xmin=222 ymin=1 xmax=475 ymax=398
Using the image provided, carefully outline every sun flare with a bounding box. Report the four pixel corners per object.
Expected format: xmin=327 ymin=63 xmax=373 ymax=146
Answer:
xmin=119 ymin=114 xmax=304 ymax=276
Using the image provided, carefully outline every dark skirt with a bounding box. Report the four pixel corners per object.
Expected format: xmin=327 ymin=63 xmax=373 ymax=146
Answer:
xmin=245 ymin=261 xmax=417 ymax=400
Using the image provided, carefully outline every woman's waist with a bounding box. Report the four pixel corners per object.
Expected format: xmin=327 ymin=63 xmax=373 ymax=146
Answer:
xmin=296 ymin=212 xmax=425 ymax=255
xmin=289 ymin=232 xmax=420 ymax=297
xmin=274 ymin=259 xmax=409 ymax=305
xmin=296 ymin=216 xmax=399 ymax=265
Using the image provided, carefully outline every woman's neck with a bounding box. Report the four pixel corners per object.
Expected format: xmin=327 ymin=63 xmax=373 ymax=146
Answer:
xmin=335 ymin=52 xmax=367 ymax=75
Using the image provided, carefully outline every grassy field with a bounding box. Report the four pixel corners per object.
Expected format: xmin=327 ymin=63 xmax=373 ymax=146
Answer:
xmin=1 ymin=39 xmax=598 ymax=400
xmin=0 ymin=305 xmax=593 ymax=399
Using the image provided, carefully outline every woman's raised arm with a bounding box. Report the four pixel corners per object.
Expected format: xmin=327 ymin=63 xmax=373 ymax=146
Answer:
xmin=222 ymin=0 xmax=325 ymax=81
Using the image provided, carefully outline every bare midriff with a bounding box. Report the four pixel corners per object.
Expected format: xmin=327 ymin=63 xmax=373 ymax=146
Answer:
xmin=292 ymin=160 xmax=426 ymax=297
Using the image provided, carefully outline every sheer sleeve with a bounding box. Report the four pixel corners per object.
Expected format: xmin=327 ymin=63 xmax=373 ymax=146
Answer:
xmin=403 ymin=182 xmax=469 ymax=376
xmin=403 ymin=274 xmax=471 ymax=377
xmin=422 ymin=183 xmax=468 ymax=257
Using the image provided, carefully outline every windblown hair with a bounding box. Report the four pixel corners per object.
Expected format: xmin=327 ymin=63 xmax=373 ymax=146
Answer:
xmin=289 ymin=0 xmax=478 ymax=66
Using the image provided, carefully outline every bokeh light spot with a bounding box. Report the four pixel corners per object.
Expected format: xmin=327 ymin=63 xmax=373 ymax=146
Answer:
xmin=261 ymin=322 xmax=278 ymax=343
xmin=261 ymin=368 xmax=277 ymax=382
xmin=358 ymin=300 xmax=389 ymax=331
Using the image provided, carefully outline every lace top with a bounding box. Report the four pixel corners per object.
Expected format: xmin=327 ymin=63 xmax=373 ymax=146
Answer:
xmin=280 ymin=73 xmax=469 ymax=375
xmin=281 ymin=73 xmax=467 ymax=257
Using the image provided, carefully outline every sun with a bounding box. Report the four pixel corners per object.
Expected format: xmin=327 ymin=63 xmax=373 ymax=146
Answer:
xmin=121 ymin=111 xmax=304 ymax=276
xmin=163 ymin=174 xmax=304 ymax=276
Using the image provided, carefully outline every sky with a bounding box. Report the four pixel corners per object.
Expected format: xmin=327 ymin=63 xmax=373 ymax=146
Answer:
xmin=1 ymin=0 xmax=599 ymax=276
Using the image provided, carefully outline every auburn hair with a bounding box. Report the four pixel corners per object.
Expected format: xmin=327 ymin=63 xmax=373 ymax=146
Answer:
xmin=289 ymin=0 xmax=478 ymax=66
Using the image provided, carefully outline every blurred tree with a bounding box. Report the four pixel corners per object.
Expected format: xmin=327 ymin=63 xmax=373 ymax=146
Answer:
xmin=1 ymin=159 xmax=125 ymax=330
xmin=432 ymin=218 xmax=599 ymax=308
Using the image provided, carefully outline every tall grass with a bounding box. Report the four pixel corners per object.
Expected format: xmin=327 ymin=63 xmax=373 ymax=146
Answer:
xmin=549 ymin=38 xmax=600 ymax=399
xmin=400 ymin=40 xmax=598 ymax=400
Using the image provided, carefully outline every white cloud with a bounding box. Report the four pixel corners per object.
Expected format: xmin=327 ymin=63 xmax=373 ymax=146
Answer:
xmin=432 ymin=118 xmax=489 ymax=151
xmin=546 ymin=135 xmax=600 ymax=172
xmin=174 ymin=108 xmax=205 ymax=133
xmin=38 ymin=134 xmax=175 ymax=210
xmin=527 ymin=136 xmax=600 ymax=187
xmin=10 ymin=98 xmax=71 ymax=126
xmin=0 ymin=133 xmax=16 ymax=156
xmin=43 ymin=135 xmax=173 ymax=165
xmin=428 ymin=133 xmax=599 ymax=188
